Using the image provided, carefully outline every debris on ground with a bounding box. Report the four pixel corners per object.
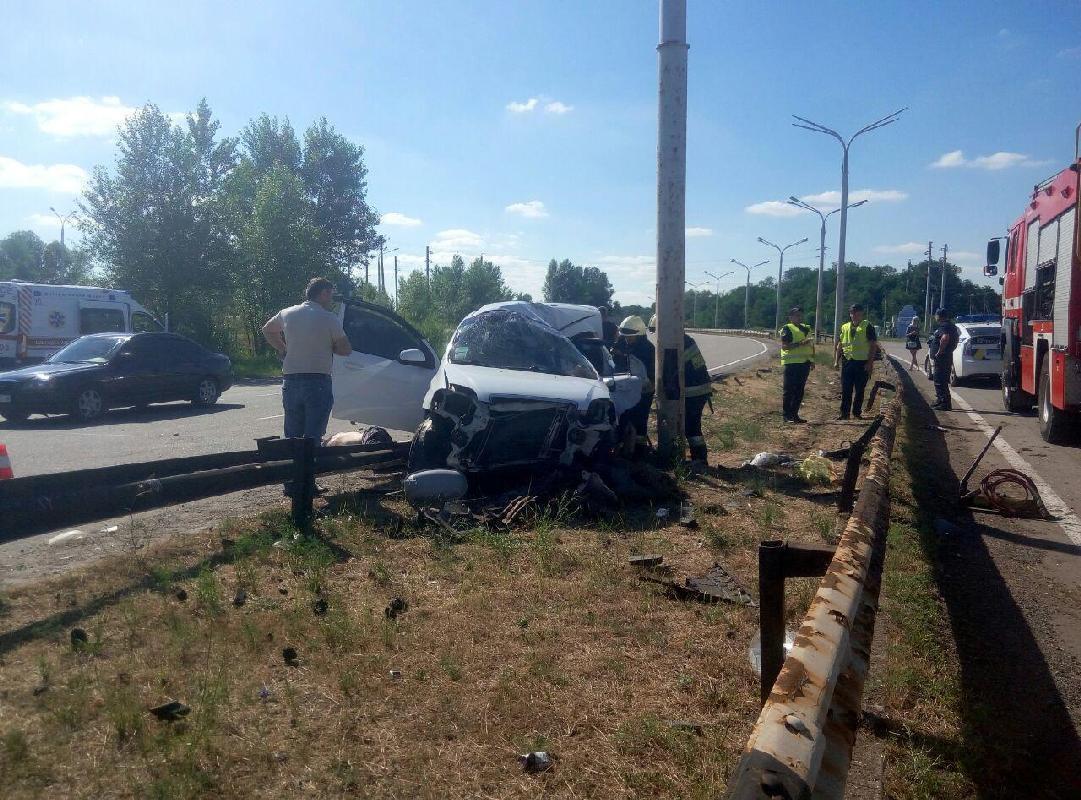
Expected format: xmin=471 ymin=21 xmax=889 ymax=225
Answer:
xmin=742 ymin=452 xmax=797 ymax=469
xmin=667 ymin=720 xmax=705 ymax=736
xmin=679 ymin=501 xmax=697 ymax=528
xmin=174 ymin=588 xmax=187 ymax=602
xmin=282 ymin=647 xmax=299 ymax=666
xmin=232 ymin=589 xmax=247 ymax=607
xmin=312 ymin=598 xmax=329 ymax=616
xmin=797 ymin=455 xmax=833 ymax=486
xmin=48 ymin=530 xmax=85 ymax=546
xmin=70 ymin=628 xmax=88 ymax=648
xmin=967 ymin=469 xmax=1051 ymax=519
xmin=518 ymin=751 xmax=555 ymax=773
xmin=385 ymin=597 xmax=408 ymax=619
xmin=633 ymin=558 xmax=756 ymax=607
xmin=149 ymin=700 xmax=191 ymax=721
xmin=655 ymin=507 xmax=670 ymax=520
xmin=628 ymin=554 xmax=664 ymax=568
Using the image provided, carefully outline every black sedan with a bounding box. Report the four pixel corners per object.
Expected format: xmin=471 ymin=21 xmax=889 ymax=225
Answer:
xmin=0 ymin=332 xmax=233 ymax=423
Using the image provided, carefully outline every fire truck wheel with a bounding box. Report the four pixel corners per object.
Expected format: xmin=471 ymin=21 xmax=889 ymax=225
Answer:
xmin=1037 ymin=360 xmax=1072 ymax=444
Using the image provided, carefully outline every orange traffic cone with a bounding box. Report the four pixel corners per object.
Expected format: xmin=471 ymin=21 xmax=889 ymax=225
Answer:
xmin=0 ymin=444 xmax=12 ymax=480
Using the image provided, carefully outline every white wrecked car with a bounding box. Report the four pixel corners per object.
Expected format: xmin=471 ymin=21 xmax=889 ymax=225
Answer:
xmin=331 ymin=300 xmax=642 ymax=473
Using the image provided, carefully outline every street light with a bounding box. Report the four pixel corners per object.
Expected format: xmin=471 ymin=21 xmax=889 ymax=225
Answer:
xmin=704 ymin=270 xmax=733 ymax=328
xmin=758 ymin=236 xmax=808 ymax=331
xmin=792 ymin=108 xmax=906 ymax=339
xmin=787 ymin=197 xmax=868 ymax=341
xmin=730 ymin=259 xmax=769 ymax=330
xmin=49 ymin=207 xmax=78 ymax=247
xmin=685 ymin=280 xmax=700 ymax=325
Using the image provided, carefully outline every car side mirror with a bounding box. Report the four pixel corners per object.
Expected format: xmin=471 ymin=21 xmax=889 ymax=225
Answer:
xmin=983 ymin=264 xmax=998 ymax=277
xmin=986 ymin=239 xmax=1001 ymax=265
xmin=398 ymin=348 xmax=426 ymax=366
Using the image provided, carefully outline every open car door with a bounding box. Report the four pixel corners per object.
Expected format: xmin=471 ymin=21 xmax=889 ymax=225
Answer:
xmin=331 ymin=300 xmax=438 ymax=432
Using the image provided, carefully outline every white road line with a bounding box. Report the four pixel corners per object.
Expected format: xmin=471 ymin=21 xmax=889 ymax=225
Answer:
xmin=708 ymin=339 xmax=769 ymax=374
xmin=258 ymin=414 xmax=284 ymax=420
xmin=888 ymin=354 xmax=1081 ymax=547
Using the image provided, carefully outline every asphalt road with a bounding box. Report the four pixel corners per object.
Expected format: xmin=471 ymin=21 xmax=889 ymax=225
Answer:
xmin=1 ymin=334 xmax=771 ymax=479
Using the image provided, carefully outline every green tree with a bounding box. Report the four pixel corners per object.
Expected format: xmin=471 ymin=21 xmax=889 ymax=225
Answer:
xmin=0 ymin=231 xmax=45 ymax=280
xmin=542 ymin=259 xmax=614 ymax=306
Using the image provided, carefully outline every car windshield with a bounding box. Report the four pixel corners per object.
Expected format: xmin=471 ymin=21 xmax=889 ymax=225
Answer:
xmin=449 ymin=310 xmax=600 ymax=379
xmin=47 ymin=336 xmax=126 ymax=364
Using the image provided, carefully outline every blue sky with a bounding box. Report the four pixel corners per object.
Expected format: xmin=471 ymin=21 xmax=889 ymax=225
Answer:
xmin=1 ymin=1 xmax=1079 ymax=305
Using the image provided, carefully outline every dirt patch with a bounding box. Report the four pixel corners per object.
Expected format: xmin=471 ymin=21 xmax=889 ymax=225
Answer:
xmin=0 ymin=359 xmax=890 ymax=798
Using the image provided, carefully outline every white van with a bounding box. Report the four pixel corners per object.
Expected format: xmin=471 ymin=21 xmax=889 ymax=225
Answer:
xmin=0 ymin=281 xmax=163 ymax=367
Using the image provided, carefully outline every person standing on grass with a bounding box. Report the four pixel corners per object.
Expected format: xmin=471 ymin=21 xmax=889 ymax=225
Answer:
xmin=905 ymin=317 xmax=922 ymax=371
xmin=779 ymin=306 xmax=815 ymax=424
xmin=834 ymin=303 xmax=879 ymax=420
xmin=930 ymin=308 xmax=959 ymax=411
xmin=614 ymin=315 xmax=655 ymax=457
xmin=262 ymin=277 xmax=352 ymax=441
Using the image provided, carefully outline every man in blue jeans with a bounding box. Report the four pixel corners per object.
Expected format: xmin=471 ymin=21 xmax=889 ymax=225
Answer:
xmin=262 ymin=277 xmax=352 ymax=441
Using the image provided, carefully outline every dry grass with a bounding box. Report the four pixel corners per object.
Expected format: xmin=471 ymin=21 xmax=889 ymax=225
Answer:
xmin=0 ymin=361 xmax=878 ymax=799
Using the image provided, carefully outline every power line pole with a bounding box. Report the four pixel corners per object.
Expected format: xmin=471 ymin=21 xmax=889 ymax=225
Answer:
xmin=940 ymin=243 xmax=949 ymax=312
xmin=923 ymin=241 xmax=934 ymax=331
xmin=792 ymin=109 xmax=906 ymax=339
xmin=654 ymin=0 xmax=688 ymax=462
xmin=425 ymin=245 xmax=431 ymax=283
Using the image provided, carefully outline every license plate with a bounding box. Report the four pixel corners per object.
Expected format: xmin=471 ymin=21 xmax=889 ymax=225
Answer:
xmin=0 ymin=394 xmax=10 ymax=403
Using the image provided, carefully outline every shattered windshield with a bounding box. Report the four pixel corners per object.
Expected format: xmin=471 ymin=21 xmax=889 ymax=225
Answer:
xmin=449 ymin=310 xmax=599 ymax=379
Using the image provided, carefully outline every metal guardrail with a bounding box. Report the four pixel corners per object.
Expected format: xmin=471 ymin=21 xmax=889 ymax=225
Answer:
xmin=0 ymin=437 xmax=408 ymax=542
xmin=726 ymin=373 xmax=903 ymax=800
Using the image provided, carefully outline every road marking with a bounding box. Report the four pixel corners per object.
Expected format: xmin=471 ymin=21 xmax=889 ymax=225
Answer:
xmin=258 ymin=414 xmax=284 ymax=420
xmin=888 ymin=353 xmax=1081 ymax=547
xmin=708 ymin=339 xmax=769 ymax=375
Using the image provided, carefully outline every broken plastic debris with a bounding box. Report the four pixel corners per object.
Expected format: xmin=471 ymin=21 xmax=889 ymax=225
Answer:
xmin=518 ymin=751 xmax=554 ymax=773
xmin=232 ymin=590 xmax=247 ymax=607
xmin=385 ymin=597 xmax=408 ymax=619
xmin=149 ymin=700 xmax=191 ymax=721
xmin=48 ymin=530 xmax=85 ymax=546
xmin=389 ymin=669 xmax=402 ymax=680
xmin=743 ymin=452 xmax=796 ymax=468
xmin=282 ymin=647 xmax=299 ymax=666
xmin=100 ymin=525 xmax=119 ymax=534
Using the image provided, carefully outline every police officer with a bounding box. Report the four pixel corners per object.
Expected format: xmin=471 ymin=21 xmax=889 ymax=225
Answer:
xmin=834 ymin=303 xmax=879 ymax=420
xmin=930 ymin=308 xmax=959 ymax=410
xmin=779 ymin=306 xmax=814 ymax=423
xmin=614 ymin=315 xmax=655 ymax=456
xmin=648 ymin=315 xmax=713 ymax=463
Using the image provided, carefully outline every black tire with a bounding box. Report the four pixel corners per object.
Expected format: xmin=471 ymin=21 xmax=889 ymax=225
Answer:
xmin=1001 ymin=333 xmax=1034 ymax=413
xmin=1037 ymin=360 xmax=1072 ymax=444
xmin=71 ymin=386 xmax=106 ymax=422
xmin=407 ymin=416 xmax=453 ymax=472
xmin=192 ymin=377 xmax=220 ymax=407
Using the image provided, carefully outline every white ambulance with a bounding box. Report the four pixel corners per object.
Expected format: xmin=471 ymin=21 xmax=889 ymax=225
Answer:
xmin=0 ymin=281 xmax=163 ymax=367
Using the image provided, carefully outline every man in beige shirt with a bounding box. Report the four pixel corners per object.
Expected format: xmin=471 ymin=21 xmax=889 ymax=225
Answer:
xmin=262 ymin=277 xmax=351 ymax=440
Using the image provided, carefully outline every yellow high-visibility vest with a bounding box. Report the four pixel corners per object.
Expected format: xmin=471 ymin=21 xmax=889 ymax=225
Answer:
xmin=840 ymin=320 xmax=872 ymax=361
xmin=779 ymin=323 xmax=813 ymax=365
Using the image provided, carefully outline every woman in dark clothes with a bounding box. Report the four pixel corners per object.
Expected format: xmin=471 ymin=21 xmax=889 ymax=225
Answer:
xmin=905 ymin=318 xmax=922 ymax=371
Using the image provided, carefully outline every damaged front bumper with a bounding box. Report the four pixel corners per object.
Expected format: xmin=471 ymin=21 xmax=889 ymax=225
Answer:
xmin=431 ymin=388 xmax=614 ymax=472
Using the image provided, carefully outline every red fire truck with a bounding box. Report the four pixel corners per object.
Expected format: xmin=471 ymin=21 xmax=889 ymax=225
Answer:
xmin=985 ymin=125 xmax=1080 ymax=443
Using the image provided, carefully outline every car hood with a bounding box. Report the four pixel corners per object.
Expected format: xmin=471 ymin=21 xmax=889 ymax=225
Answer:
xmin=0 ymin=362 xmax=101 ymax=382
xmin=435 ymin=362 xmax=608 ymax=409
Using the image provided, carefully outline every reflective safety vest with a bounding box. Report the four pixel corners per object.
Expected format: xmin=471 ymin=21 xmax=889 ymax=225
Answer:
xmin=684 ymin=336 xmax=713 ymax=397
xmin=779 ymin=323 xmax=813 ymax=365
xmin=840 ymin=319 xmax=872 ymax=361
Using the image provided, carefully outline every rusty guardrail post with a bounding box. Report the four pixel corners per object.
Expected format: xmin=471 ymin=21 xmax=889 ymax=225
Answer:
xmin=727 ymin=376 xmax=902 ymax=800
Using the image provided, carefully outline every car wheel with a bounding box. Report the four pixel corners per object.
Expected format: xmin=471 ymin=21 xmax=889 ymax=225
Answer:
xmin=72 ymin=386 xmax=105 ymax=422
xmin=0 ymin=409 xmax=29 ymax=424
xmin=407 ymin=416 xmax=453 ymax=472
xmin=192 ymin=377 xmax=220 ymax=407
xmin=1037 ymin=360 xmax=1072 ymax=444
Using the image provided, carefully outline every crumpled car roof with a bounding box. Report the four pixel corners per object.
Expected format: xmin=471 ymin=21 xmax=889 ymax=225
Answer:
xmin=465 ymin=301 xmax=603 ymax=340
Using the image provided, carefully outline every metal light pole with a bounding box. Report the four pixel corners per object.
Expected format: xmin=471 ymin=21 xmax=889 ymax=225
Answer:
xmin=924 ymin=241 xmax=934 ymax=332
xmin=730 ymin=259 xmax=768 ymax=330
xmin=49 ymin=207 xmax=77 ymax=247
xmin=787 ymin=197 xmax=867 ymax=340
xmin=654 ymin=0 xmax=688 ymax=461
xmin=704 ymin=270 xmax=733 ymax=328
xmin=685 ymin=280 xmax=700 ymax=325
xmin=758 ymin=236 xmax=808 ymax=331
xmin=940 ymin=243 xmax=949 ymax=312
xmin=792 ymin=108 xmax=906 ymax=339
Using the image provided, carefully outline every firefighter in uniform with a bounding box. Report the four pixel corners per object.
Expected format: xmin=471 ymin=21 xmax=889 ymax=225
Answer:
xmin=614 ymin=315 xmax=655 ymax=456
xmin=648 ymin=315 xmax=713 ymax=463
xmin=779 ymin=306 xmax=814 ymax=423
xmin=833 ymin=303 xmax=879 ymax=420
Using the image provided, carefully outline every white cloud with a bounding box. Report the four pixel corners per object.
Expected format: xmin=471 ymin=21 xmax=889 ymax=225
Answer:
xmin=686 ymin=226 xmax=713 ymax=237
xmin=0 ymin=155 xmax=88 ymax=193
xmin=505 ymin=200 xmax=549 ymax=219
xmin=873 ymin=242 xmax=927 ymax=255
xmin=24 ymin=212 xmax=62 ymax=229
xmin=800 ymin=189 xmax=907 ymax=207
xmin=506 ymin=98 xmax=539 ymax=113
xmin=745 ymin=200 xmax=807 ymax=217
xmin=506 ymin=97 xmax=573 ymax=115
xmin=380 ymin=212 xmax=422 ymax=227
xmin=930 ymin=150 xmax=966 ymax=168
xmin=4 ymin=96 xmax=138 ymax=137
xmin=930 ymin=149 xmax=1048 ymax=170
xmin=431 ymin=228 xmax=485 ymax=251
